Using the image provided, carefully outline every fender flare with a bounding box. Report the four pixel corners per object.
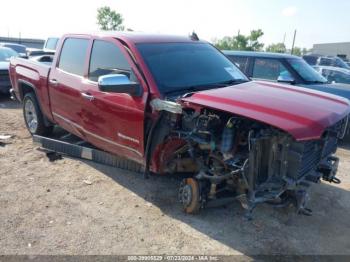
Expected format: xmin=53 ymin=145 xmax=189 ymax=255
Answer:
xmin=17 ymin=79 xmax=52 ymax=127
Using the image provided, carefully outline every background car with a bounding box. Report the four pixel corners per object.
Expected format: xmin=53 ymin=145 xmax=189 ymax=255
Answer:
xmin=0 ymin=47 xmax=18 ymax=95
xmin=25 ymin=37 xmax=59 ymax=58
xmin=0 ymin=43 xmax=27 ymax=57
xmin=303 ymin=54 xmax=350 ymax=70
xmin=43 ymin=37 xmax=59 ymax=53
xmin=314 ymin=66 xmax=350 ymax=85
xmin=29 ymin=54 xmax=54 ymax=65
xmin=26 ymin=48 xmax=52 ymax=57
xmin=223 ymin=50 xmax=350 ymax=101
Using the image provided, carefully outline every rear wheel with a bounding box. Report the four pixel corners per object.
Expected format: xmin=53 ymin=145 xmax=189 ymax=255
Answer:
xmin=179 ymin=178 xmax=202 ymax=214
xmin=23 ymin=93 xmax=53 ymax=136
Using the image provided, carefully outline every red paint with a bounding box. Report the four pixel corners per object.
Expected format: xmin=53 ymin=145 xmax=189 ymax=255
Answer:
xmin=181 ymin=81 xmax=350 ymax=140
xmin=150 ymin=137 xmax=187 ymax=174
xmin=9 ymin=32 xmax=350 ymax=173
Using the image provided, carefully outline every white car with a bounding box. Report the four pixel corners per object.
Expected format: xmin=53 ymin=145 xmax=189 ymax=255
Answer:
xmin=313 ymin=65 xmax=350 ymax=85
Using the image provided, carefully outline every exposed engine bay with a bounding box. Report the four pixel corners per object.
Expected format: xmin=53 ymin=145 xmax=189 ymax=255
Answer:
xmin=149 ymin=99 xmax=348 ymax=219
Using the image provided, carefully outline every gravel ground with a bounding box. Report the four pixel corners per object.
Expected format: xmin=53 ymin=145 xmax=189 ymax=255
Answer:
xmin=1 ymin=95 xmax=350 ymax=255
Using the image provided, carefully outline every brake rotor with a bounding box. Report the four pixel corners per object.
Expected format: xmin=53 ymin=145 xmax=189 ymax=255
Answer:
xmin=178 ymin=178 xmax=201 ymax=214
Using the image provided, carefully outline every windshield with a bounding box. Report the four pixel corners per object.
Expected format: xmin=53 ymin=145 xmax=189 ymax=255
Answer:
xmin=45 ymin=38 xmax=59 ymax=51
xmin=2 ymin=44 xmax=26 ymax=54
xmin=334 ymin=57 xmax=350 ymax=69
xmin=0 ymin=48 xmax=18 ymax=62
xmin=137 ymin=42 xmax=248 ymax=94
xmin=288 ymin=58 xmax=327 ymax=83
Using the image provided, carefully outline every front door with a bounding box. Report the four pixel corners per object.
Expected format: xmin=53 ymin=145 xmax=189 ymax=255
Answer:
xmin=80 ymin=39 xmax=148 ymax=163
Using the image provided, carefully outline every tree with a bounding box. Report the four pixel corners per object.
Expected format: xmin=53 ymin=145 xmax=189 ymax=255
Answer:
xmin=247 ymin=29 xmax=264 ymax=51
xmin=266 ymin=43 xmax=287 ymax=53
xmin=291 ymin=47 xmax=308 ymax=56
xmin=214 ymin=29 xmax=264 ymax=51
xmin=292 ymin=47 xmax=302 ymax=56
xmin=97 ymin=6 xmax=124 ymax=31
xmin=235 ymin=34 xmax=249 ymax=50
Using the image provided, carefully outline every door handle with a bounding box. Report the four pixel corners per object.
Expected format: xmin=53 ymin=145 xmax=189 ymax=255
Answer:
xmin=49 ymin=79 xmax=58 ymax=86
xmin=81 ymin=92 xmax=94 ymax=101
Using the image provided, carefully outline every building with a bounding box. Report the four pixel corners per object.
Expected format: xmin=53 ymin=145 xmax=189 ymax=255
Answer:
xmin=312 ymin=42 xmax=350 ymax=60
xmin=0 ymin=36 xmax=44 ymax=49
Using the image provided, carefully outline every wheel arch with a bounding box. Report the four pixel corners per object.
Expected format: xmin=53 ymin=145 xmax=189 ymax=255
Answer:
xmin=17 ymin=79 xmax=38 ymax=101
xmin=18 ymin=80 xmax=52 ymax=127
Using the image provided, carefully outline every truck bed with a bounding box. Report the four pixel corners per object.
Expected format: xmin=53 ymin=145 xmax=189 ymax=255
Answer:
xmin=9 ymin=57 xmax=53 ymax=120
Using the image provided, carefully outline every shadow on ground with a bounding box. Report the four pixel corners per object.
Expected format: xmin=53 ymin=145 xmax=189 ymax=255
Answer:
xmin=37 ymin=125 xmax=350 ymax=255
xmin=84 ymin=159 xmax=350 ymax=255
xmin=339 ymin=137 xmax=350 ymax=150
xmin=0 ymin=95 xmax=20 ymax=110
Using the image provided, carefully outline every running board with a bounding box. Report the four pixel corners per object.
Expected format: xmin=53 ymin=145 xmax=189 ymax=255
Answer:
xmin=33 ymin=135 xmax=143 ymax=173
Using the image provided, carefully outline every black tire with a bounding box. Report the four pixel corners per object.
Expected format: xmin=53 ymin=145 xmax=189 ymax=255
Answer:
xmin=23 ymin=92 xmax=53 ymax=136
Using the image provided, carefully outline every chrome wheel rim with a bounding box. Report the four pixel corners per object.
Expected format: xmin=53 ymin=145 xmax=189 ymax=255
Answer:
xmin=24 ymin=99 xmax=38 ymax=133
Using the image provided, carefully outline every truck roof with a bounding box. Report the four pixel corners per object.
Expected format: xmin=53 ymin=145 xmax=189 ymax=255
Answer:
xmin=63 ymin=32 xmax=205 ymax=44
xmin=222 ymin=50 xmax=299 ymax=59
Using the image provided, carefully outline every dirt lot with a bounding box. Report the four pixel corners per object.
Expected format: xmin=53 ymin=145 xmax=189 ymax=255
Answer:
xmin=1 ymin=95 xmax=350 ymax=256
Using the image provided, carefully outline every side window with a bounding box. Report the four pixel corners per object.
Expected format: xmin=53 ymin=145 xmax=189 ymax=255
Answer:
xmin=252 ymin=58 xmax=292 ymax=81
xmin=58 ymin=38 xmax=89 ymax=76
xmin=330 ymin=71 xmax=349 ymax=83
xmin=89 ymin=40 xmax=135 ymax=82
xmin=318 ymin=57 xmax=332 ymax=66
xmin=322 ymin=69 xmax=330 ymax=78
xmin=229 ymin=56 xmax=249 ymax=73
xmin=316 ymin=68 xmax=329 ymax=78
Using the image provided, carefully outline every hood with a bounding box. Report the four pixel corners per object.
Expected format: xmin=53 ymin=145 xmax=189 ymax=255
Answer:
xmin=181 ymin=81 xmax=350 ymax=141
xmin=0 ymin=61 xmax=9 ymax=70
xmin=300 ymin=83 xmax=350 ymax=101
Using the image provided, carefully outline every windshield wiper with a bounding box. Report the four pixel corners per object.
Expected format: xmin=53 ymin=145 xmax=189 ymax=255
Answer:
xmin=164 ymin=79 xmax=248 ymax=95
xmin=215 ymin=79 xmax=248 ymax=86
xmin=163 ymin=86 xmax=211 ymax=95
xmin=307 ymin=80 xmax=328 ymax=84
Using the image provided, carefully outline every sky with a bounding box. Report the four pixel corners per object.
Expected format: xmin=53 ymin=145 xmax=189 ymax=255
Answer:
xmin=0 ymin=0 xmax=349 ymax=49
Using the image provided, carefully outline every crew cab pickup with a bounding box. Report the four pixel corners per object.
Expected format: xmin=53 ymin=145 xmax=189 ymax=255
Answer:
xmin=9 ymin=33 xmax=350 ymax=218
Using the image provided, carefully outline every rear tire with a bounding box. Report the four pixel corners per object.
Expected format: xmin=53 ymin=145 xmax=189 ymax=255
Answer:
xmin=23 ymin=92 xmax=53 ymax=136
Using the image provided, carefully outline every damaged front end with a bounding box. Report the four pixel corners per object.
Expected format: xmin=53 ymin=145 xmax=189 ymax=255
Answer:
xmin=149 ymin=99 xmax=348 ymax=219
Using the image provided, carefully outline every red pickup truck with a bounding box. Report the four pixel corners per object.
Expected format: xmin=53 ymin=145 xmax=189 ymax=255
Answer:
xmin=9 ymin=32 xmax=350 ymax=218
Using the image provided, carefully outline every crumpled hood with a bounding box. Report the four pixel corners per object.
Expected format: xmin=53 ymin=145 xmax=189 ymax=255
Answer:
xmin=0 ymin=61 xmax=9 ymax=70
xmin=300 ymin=83 xmax=350 ymax=101
xmin=181 ymin=81 xmax=350 ymax=141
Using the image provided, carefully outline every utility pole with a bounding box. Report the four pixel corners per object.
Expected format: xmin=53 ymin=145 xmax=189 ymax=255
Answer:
xmin=283 ymin=32 xmax=286 ymax=45
xmin=291 ymin=29 xmax=297 ymax=54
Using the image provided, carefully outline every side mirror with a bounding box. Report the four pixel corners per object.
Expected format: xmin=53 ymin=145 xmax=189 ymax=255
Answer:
xmin=277 ymin=74 xmax=295 ymax=84
xmin=98 ymin=74 xmax=143 ymax=97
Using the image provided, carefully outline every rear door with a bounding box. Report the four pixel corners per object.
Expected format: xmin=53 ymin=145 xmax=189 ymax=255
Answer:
xmin=80 ymin=38 xmax=148 ymax=163
xmin=49 ymin=37 xmax=90 ymax=137
xmin=251 ymin=58 xmax=293 ymax=82
xmin=226 ymin=55 xmax=250 ymax=75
